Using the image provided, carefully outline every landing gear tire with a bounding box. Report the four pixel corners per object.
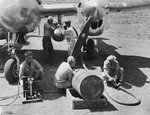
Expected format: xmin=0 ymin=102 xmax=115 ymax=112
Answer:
xmin=4 ymin=59 xmax=18 ymax=83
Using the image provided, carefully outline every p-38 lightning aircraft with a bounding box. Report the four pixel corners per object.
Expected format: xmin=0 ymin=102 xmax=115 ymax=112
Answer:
xmin=0 ymin=0 xmax=150 ymax=83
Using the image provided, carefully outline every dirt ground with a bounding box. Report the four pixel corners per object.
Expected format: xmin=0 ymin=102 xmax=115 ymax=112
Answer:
xmin=1 ymin=0 xmax=150 ymax=115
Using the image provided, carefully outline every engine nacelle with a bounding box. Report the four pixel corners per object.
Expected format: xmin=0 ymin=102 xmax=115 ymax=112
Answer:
xmin=52 ymin=26 xmax=65 ymax=42
xmin=77 ymin=0 xmax=109 ymax=36
xmin=0 ymin=0 xmax=41 ymax=33
xmin=89 ymin=16 xmax=109 ymax=36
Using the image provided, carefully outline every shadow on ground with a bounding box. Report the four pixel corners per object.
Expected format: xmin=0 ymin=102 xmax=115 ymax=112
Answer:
xmin=89 ymin=101 xmax=118 ymax=112
xmin=0 ymin=49 xmax=69 ymax=100
xmin=82 ymin=37 xmax=150 ymax=89
xmin=0 ymin=37 xmax=149 ymax=101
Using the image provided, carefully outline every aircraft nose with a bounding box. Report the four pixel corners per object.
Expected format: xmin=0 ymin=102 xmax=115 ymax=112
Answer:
xmin=82 ymin=0 xmax=97 ymax=17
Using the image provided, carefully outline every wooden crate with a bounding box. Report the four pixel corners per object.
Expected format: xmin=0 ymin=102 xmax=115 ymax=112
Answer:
xmin=66 ymin=89 xmax=108 ymax=109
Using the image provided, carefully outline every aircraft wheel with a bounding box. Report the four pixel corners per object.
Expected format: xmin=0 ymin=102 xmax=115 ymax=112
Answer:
xmin=4 ymin=59 xmax=18 ymax=83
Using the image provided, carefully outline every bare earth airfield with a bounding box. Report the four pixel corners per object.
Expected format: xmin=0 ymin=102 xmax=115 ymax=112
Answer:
xmin=1 ymin=0 xmax=150 ymax=115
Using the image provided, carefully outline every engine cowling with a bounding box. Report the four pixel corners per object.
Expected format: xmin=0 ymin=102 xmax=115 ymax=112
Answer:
xmin=89 ymin=16 xmax=109 ymax=36
xmin=77 ymin=0 xmax=109 ymax=36
xmin=52 ymin=26 xmax=65 ymax=42
xmin=0 ymin=0 xmax=41 ymax=33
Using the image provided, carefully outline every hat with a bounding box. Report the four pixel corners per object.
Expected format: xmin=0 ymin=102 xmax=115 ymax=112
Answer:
xmin=67 ymin=56 xmax=75 ymax=64
xmin=107 ymin=55 xmax=116 ymax=61
xmin=24 ymin=51 xmax=33 ymax=57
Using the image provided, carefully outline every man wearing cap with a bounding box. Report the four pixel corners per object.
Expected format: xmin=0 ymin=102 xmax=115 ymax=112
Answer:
xmin=54 ymin=56 xmax=76 ymax=89
xmin=19 ymin=51 xmax=43 ymax=86
xmin=102 ymin=55 xmax=124 ymax=86
xmin=63 ymin=20 xmax=76 ymax=56
xmin=36 ymin=0 xmax=42 ymax=4
xmin=43 ymin=16 xmax=54 ymax=64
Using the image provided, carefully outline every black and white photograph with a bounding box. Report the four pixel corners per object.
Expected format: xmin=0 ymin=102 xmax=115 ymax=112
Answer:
xmin=0 ymin=0 xmax=150 ymax=115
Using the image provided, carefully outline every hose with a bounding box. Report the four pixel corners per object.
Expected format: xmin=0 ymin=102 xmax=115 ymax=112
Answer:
xmin=72 ymin=26 xmax=78 ymax=38
xmin=0 ymin=81 xmax=21 ymax=106
xmin=80 ymin=55 xmax=89 ymax=71
xmin=104 ymin=86 xmax=141 ymax=106
xmin=0 ymin=43 xmax=7 ymax=49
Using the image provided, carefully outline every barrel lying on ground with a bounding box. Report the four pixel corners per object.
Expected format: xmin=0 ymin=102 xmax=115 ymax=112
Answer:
xmin=72 ymin=69 xmax=104 ymax=100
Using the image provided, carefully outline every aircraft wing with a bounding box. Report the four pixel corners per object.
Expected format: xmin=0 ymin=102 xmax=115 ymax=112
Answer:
xmin=40 ymin=3 xmax=77 ymax=17
xmin=106 ymin=0 xmax=150 ymax=10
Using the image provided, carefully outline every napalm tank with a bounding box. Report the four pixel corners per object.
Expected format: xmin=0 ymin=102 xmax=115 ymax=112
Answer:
xmin=72 ymin=69 xmax=104 ymax=100
xmin=52 ymin=26 xmax=65 ymax=42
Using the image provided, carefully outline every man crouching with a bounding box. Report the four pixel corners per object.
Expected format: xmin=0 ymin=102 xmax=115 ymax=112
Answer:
xmin=19 ymin=51 xmax=43 ymax=87
xmin=54 ymin=56 xmax=76 ymax=89
xmin=102 ymin=55 xmax=124 ymax=87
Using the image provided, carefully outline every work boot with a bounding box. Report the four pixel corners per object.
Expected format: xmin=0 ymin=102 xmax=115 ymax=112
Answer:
xmin=114 ymin=82 xmax=121 ymax=89
xmin=116 ymin=82 xmax=121 ymax=87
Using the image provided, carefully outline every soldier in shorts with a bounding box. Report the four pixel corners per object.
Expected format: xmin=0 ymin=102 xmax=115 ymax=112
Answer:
xmin=102 ymin=55 xmax=124 ymax=87
xmin=54 ymin=56 xmax=76 ymax=89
